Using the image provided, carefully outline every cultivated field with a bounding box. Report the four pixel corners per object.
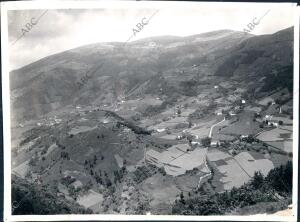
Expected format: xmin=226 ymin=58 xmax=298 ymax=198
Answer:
xmin=257 ymin=128 xmax=292 ymax=141
xmin=234 ymin=152 xmax=274 ymax=177
xmin=77 ymin=189 xmax=104 ymax=211
xmin=146 ymin=145 xmax=208 ymax=176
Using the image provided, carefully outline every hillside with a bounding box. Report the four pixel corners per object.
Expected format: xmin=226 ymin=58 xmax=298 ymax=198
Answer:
xmin=10 ymin=27 xmax=294 ymax=215
xmin=172 ymin=161 xmax=292 ymax=215
xmin=12 ymin=174 xmax=92 ymax=215
xmin=10 ymin=28 xmax=293 ymax=123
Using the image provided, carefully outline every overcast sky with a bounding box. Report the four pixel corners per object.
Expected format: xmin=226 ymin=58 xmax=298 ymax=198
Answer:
xmin=7 ymin=2 xmax=296 ymax=71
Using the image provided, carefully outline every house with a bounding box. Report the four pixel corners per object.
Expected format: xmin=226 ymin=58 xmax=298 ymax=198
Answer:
xmin=265 ymin=115 xmax=273 ymax=120
xmin=191 ymin=141 xmax=201 ymax=146
xmin=229 ymin=111 xmax=237 ymax=116
xmin=240 ymin=135 xmax=249 ymax=139
xmin=71 ymin=180 xmax=83 ymax=189
xmin=156 ymin=128 xmax=166 ymax=133
xmin=176 ymin=135 xmax=184 ymax=140
xmin=268 ymin=122 xmax=279 ymax=127
xmin=210 ymin=141 xmax=220 ymax=147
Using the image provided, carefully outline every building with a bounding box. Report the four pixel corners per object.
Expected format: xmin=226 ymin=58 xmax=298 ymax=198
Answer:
xmin=210 ymin=141 xmax=220 ymax=147
xmin=157 ymin=128 xmax=166 ymax=133
xmin=191 ymin=141 xmax=201 ymax=146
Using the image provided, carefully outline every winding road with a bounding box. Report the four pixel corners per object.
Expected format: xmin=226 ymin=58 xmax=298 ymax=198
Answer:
xmin=208 ymin=117 xmax=226 ymax=138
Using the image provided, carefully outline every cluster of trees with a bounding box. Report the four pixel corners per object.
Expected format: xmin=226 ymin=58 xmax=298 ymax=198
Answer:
xmin=240 ymin=135 xmax=258 ymax=143
xmin=84 ymin=154 xmax=104 ymax=170
xmin=61 ymin=151 xmax=70 ymax=160
xmin=105 ymin=110 xmax=151 ymax=135
xmin=12 ymin=175 xmax=92 ymax=215
xmin=188 ymin=103 xmax=217 ymax=121
xmin=143 ymin=96 xmax=178 ymax=117
xmin=113 ymin=167 xmax=126 ymax=183
xmin=172 ymin=161 xmax=292 ymax=215
xmin=201 ymin=137 xmax=211 ymax=147
xmin=132 ymin=165 xmax=157 ymax=183
xmin=60 ymin=176 xmax=76 ymax=187
xmin=90 ymin=169 xmax=112 ymax=188
xmin=179 ymin=79 xmax=199 ymax=96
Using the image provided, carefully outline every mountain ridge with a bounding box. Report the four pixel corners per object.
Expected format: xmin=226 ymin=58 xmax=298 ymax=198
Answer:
xmin=10 ymin=27 xmax=293 ymax=123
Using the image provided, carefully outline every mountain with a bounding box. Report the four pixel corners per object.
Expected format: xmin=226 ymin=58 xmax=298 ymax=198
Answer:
xmin=10 ymin=27 xmax=293 ymax=123
xmin=10 ymin=27 xmax=294 ymax=215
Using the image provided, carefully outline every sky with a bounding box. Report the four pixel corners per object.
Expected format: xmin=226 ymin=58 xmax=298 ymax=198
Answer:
xmin=6 ymin=2 xmax=296 ymax=71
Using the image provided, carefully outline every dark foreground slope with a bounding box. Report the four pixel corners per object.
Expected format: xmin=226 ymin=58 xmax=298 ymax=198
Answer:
xmin=12 ymin=174 xmax=92 ymax=215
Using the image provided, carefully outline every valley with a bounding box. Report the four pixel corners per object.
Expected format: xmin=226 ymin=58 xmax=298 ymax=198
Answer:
xmin=10 ymin=27 xmax=294 ymax=215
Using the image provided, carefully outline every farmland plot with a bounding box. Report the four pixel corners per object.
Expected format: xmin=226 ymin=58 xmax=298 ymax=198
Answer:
xmin=257 ymin=128 xmax=292 ymax=141
xmin=217 ymin=159 xmax=250 ymax=190
xmin=165 ymin=148 xmax=207 ymax=176
xmin=283 ymin=140 xmax=293 ymax=152
xmin=148 ymin=116 xmax=188 ymax=130
xmin=257 ymin=96 xmax=274 ymax=106
xmin=77 ymin=189 xmax=103 ymax=210
xmin=221 ymin=111 xmax=263 ymax=136
xmin=12 ymin=160 xmax=29 ymax=178
xmin=207 ymin=149 xmax=231 ymax=162
xmin=69 ymin=125 xmax=98 ymax=135
xmin=146 ymin=146 xmax=207 ymax=176
xmin=141 ymin=174 xmax=180 ymax=209
xmin=234 ymin=152 xmax=274 ymax=177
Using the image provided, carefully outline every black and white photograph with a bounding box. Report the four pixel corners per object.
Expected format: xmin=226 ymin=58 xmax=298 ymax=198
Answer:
xmin=1 ymin=1 xmax=299 ymax=221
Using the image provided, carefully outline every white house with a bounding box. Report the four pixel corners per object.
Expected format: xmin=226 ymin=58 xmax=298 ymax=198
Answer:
xmin=176 ymin=135 xmax=184 ymax=140
xmin=71 ymin=180 xmax=83 ymax=189
xmin=157 ymin=128 xmax=166 ymax=133
xmin=191 ymin=141 xmax=201 ymax=146
xmin=211 ymin=141 xmax=220 ymax=147
xmin=268 ymin=121 xmax=278 ymax=127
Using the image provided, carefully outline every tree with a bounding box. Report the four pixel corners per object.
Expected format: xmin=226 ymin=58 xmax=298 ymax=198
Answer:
xmin=251 ymin=171 xmax=264 ymax=189
xmin=180 ymin=192 xmax=185 ymax=204
xmin=201 ymin=137 xmax=211 ymax=147
xmin=187 ymin=134 xmax=193 ymax=144
xmin=177 ymin=109 xmax=182 ymax=115
xmin=83 ymin=180 xmax=92 ymax=191
xmin=105 ymin=178 xmax=112 ymax=187
xmin=61 ymin=152 xmax=70 ymax=160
